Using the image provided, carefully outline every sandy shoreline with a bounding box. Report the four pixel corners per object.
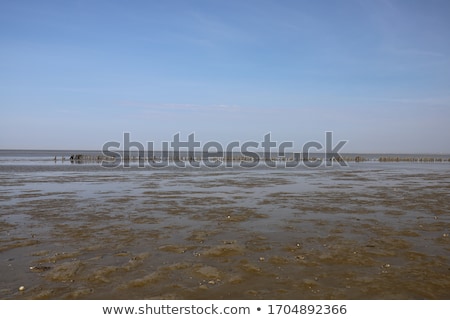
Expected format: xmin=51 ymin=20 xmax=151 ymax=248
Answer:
xmin=1 ymin=163 xmax=449 ymax=299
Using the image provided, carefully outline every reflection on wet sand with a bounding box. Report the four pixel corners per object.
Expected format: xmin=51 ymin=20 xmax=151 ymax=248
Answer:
xmin=0 ymin=163 xmax=449 ymax=299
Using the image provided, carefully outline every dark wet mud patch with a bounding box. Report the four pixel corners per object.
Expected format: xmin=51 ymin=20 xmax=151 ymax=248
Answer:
xmin=200 ymin=241 xmax=246 ymax=258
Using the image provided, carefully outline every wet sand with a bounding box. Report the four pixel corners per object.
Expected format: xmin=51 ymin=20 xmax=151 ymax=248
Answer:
xmin=0 ymin=163 xmax=449 ymax=299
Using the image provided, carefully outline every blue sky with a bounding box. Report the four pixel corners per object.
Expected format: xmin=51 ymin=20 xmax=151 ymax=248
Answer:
xmin=1 ymin=0 xmax=449 ymax=152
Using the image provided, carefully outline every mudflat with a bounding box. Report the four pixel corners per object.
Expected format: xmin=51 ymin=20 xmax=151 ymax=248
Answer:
xmin=1 ymin=162 xmax=449 ymax=299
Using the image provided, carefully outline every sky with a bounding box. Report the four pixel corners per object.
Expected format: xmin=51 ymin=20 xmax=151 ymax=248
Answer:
xmin=1 ymin=0 xmax=449 ymax=153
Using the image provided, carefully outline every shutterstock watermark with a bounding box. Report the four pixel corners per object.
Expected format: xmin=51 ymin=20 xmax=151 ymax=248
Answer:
xmin=101 ymin=132 xmax=348 ymax=168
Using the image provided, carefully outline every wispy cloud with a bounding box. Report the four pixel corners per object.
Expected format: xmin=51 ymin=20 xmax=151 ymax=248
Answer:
xmin=360 ymin=0 xmax=449 ymax=61
xmin=382 ymin=47 xmax=446 ymax=58
xmin=117 ymin=101 xmax=242 ymax=114
xmin=371 ymin=96 xmax=450 ymax=107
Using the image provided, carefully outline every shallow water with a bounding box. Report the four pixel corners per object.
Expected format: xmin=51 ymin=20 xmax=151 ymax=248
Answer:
xmin=0 ymin=162 xmax=449 ymax=299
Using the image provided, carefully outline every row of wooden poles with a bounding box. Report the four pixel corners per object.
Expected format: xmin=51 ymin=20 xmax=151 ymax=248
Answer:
xmin=51 ymin=154 xmax=450 ymax=163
